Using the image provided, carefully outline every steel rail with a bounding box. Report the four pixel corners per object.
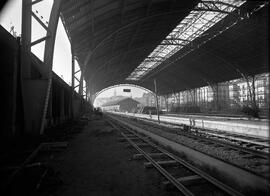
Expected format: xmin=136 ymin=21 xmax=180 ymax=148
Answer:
xmin=107 ymin=117 xmax=244 ymax=196
xmin=122 ymin=132 xmax=194 ymax=196
xmin=134 ymin=115 xmax=269 ymax=159
xmin=115 ymin=114 xmax=270 ymax=179
xmin=116 ymin=112 xmax=270 ymax=156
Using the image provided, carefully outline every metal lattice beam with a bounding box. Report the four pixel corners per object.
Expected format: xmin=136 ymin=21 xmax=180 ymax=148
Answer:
xmin=40 ymin=0 xmax=62 ymax=134
xmin=83 ymin=10 xmax=191 ymax=67
xmin=127 ymin=0 xmax=246 ymax=81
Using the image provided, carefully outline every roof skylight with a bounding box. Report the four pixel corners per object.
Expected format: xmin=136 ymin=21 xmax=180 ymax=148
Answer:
xmin=126 ymin=0 xmax=245 ymax=81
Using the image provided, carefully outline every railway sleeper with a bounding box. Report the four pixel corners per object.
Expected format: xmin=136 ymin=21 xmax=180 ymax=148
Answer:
xmin=241 ymin=154 xmax=261 ymax=159
xmin=144 ymin=160 xmax=178 ymax=168
xmin=126 ymin=143 xmax=150 ymax=148
xmin=118 ymin=137 xmax=141 ymax=142
xmin=0 ymin=162 xmax=46 ymax=171
xmin=162 ymin=175 xmax=205 ymax=188
xmin=41 ymin=142 xmax=68 ymax=152
xmin=121 ymin=133 xmax=134 ymax=137
xmin=133 ymin=153 xmax=166 ymax=160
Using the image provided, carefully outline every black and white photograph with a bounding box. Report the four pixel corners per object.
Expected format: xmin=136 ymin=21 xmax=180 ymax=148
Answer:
xmin=0 ymin=0 xmax=269 ymax=195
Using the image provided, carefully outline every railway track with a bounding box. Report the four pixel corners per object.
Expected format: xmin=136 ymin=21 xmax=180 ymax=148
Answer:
xmin=107 ymin=117 xmax=245 ymax=196
xmin=124 ymin=113 xmax=270 ymax=154
xmin=136 ymin=116 xmax=269 ymax=158
xmin=110 ymin=113 xmax=269 ymax=178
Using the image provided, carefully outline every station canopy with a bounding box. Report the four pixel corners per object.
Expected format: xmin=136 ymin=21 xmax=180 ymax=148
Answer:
xmin=60 ymin=0 xmax=269 ymax=95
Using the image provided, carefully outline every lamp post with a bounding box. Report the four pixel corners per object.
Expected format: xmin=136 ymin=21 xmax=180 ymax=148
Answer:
xmin=154 ymin=79 xmax=160 ymax=123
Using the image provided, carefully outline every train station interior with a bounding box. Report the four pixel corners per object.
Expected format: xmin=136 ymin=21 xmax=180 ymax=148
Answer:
xmin=0 ymin=0 xmax=269 ymax=195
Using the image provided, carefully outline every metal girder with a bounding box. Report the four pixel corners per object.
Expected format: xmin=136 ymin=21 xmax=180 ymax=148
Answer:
xmin=31 ymin=11 xmax=49 ymax=30
xmin=144 ymin=1 xmax=261 ymax=82
xmin=39 ymin=0 xmax=62 ymax=135
xmin=29 ymin=35 xmax=50 ymax=47
xmin=128 ymin=1 xmax=247 ymax=81
xmin=112 ymin=0 xmax=153 ymax=77
xmin=71 ymin=8 xmax=172 ymax=51
xmin=194 ymin=1 xmax=239 ymax=14
xmin=83 ymin=10 xmax=188 ymax=67
xmin=31 ymin=0 xmax=44 ymax=6
xmin=62 ymin=0 xmax=90 ymax=17
xmin=118 ymin=22 xmax=141 ymax=66
xmin=120 ymin=0 xmax=127 ymax=25
xmin=88 ymin=43 xmax=158 ymax=84
xmin=78 ymin=74 xmax=83 ymax=95
xmin=20 ymin=0 xmax=62 ymax=135
xmin=71 ymin=47 xmax=75 ymax=90
xmin=21 ymin=0 xmax=32 ymax=78
xmin=70 ymin=52 xmax=85 ymax=97
xmin=67 ymin=3 xmax=119 ymax=31
xmin=110 ymin=31 xmax=118 ymax=55
xmin=75 ymin=76 xmax=80 ymax=83
xmin=90 ymin=0 xmax=94 ymax=33
xmin=161 ymin=38 xmax=190 ymax=46
xmin=160 ymin=39 xmax=188 ymax=46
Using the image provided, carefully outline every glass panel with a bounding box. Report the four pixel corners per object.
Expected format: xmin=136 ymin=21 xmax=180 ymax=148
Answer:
xmin=126 ymin=0 xmax=245 ymax=81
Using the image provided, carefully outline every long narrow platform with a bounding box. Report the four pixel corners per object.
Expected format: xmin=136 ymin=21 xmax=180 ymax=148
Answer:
xmin=111 ymin=112 xmax=269 ymax=138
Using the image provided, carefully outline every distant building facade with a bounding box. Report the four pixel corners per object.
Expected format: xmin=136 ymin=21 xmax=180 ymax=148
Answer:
xmin=134 ymin=92 xmax=156 ymax=107
xmin=101 ymin=98 xmax=139 ymax=112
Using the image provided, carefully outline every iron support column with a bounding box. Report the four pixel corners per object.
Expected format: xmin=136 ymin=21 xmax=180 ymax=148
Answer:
xmin=71 ymin=46 xmax=75 ymax=118
xmin=21 ymin=0 xmax=32 ymax=78
xmin=154 ymin=79 xmax=160 ymax=124
xmin=40 ymin=0 xmax=62 ymax=135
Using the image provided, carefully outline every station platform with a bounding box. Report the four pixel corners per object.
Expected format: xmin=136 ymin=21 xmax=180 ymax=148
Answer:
xmin=111 ymin=112 xmax=269 ymax=138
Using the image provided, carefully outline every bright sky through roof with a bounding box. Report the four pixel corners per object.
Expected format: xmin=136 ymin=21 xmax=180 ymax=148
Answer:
xmin=0 ymin=0 xmax=72 ymax=85
xmin=97 ymin=86 xmax=148 ymax=98
xmin=127 ymin=0 xmax=245 ymax=81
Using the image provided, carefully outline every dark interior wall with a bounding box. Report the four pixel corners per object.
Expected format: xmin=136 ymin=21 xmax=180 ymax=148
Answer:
xmin=0 ymin=25 xmax=92 ymax=135
xmin=0 ymin=26 xmax=21 ymax=136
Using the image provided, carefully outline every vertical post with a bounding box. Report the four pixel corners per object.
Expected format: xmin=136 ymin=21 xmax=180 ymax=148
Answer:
xmin=85 ymin=84 xmax=88 ymax=101
xmin=20 ymin=0 xmax=32 ymax=134
xmin=154 ymin=79 xmax=160 ymax=124
xmin=206 ymin=87 xmax=208 ymax=109
xmin=216 ymin=84 xmax=219 ymax=111
xmin=79 ymin=74 xmax=83 ymax=96
xmin=178 ymin=92 xmax=181 ymax=107
xmin=71 ymin=47 xmax=75 ymax=118
xmin=251 ymin=75 xmax=259 ymax=117
xmin=39 ymin=0 xmax=62 ymax=135
xmin=198 ymin=88 xmax=200 ymax=107
xmin=79 ymin=74 xmax=84 ymax=114
xmin=21 ymin=0 xmax=32 ymax=79
xmin=71 ymin=48 xmax=75 ymax=91
xmin=11 ymin=38 xmax=20 ymax=135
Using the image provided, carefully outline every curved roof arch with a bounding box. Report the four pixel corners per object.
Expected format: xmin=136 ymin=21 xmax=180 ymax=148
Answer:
xmin=60 ymin=0 xmax=269 ymax=96
xmin=93 ymin=83 xmax=155 ymax=103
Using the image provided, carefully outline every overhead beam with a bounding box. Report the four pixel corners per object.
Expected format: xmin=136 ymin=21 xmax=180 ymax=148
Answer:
xmin=31 ymin=11 xmax=48 ymax=30
xmin=87 ymin=43 xmax=159 ymax=83
xmin=31 ymin=0 xmax=44 ymax=6
xmin=120 ymin=0 xmax=127 ymax=25
xmin=61 ymin=0 xmax=90 ymax=17
xmin=83 ymin=10 xmax=190 ymax=67
xmin=29 ymin=35 xmax=50 ymax=47
xmin=90 ymin=0 xmax=94 ymax=34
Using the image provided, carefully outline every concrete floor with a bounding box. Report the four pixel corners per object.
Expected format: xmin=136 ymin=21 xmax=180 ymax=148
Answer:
xmin=50 ymin=115 xmax=179 ymax=196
